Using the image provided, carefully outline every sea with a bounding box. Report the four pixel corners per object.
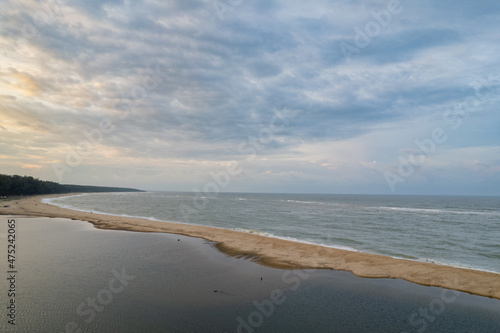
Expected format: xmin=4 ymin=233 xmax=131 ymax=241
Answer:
xmin=44 ymin=192 xmax=500 ymax=274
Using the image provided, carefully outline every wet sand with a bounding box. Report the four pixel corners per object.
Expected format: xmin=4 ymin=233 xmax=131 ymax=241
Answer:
xmin=1 ymin=193 xmax=499 ymax=300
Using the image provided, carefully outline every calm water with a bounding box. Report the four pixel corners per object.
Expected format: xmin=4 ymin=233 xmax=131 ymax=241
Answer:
xmin=1 ymin=216 xmax=499 ymax=332
xmin=46 ymin=192 xmax=500 ymax=273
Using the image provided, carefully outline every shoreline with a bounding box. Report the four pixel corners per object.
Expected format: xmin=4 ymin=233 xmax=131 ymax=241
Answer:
xmin=34 ymin=195 xmax=500 ymax=275
xmin=40 ymin=196 xmax=500 ymax=275
xmin=1 ymin=193 xmax=499 ymax=300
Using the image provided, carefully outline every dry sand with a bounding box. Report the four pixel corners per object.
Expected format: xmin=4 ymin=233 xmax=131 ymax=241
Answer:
xmin=1 ymin=193 xmax=499 ymax=300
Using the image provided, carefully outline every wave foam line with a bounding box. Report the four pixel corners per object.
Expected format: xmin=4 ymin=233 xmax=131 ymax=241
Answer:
xmin=43 ymin=196 xmax=500 ymax=275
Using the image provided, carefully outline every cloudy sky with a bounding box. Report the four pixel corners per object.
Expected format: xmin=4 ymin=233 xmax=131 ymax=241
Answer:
xmin=1 ymin=0 xmax=499 ymax=195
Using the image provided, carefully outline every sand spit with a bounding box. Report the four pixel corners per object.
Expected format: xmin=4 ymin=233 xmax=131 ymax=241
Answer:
xmin=1 ymin=193 xmax=498 ymax=300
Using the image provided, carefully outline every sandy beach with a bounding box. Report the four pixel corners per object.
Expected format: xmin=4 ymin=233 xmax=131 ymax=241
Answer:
xmin=1 ymin=193 xmax=499 ymax=300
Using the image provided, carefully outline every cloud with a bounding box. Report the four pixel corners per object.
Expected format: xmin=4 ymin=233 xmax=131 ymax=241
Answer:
xmin=22 ymin=164 xmax=42 ymax=170
xmin=0 ymin=0 xmax=499 ymax=194
xmin=0 ymin=69 xmax=40 ymax=97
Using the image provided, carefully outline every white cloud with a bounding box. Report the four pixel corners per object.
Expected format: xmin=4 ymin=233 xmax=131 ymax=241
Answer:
xmin=0 ymin=0 xmax=499 ymax=194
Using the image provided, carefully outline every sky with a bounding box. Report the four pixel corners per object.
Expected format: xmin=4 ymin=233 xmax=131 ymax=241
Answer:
xmin=1 ymin=0 xmax=500 ymax=195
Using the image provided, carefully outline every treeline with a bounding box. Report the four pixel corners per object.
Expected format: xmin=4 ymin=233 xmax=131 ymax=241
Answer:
xmin=0 ymin=174 xmax=143 ymax=196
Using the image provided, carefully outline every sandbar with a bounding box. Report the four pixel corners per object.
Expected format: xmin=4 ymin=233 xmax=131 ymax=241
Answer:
xmin=1 ymin=193 xmax=499 ymax=300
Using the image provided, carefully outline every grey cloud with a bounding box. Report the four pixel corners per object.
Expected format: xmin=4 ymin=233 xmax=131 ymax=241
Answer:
xmin=360 ymin=28 xmax=462 ymax=64
xmin=2 ymin=0 xmax=500 ymax=194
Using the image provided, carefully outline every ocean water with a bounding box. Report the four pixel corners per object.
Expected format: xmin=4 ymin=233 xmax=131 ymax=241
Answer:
xmin=45 ymin=192 xmax=500 ymax=273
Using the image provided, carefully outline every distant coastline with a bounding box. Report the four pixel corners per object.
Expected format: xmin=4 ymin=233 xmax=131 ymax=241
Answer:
xmin=1 ymin=193 xmax=499 ymax=300
xmin=0 ymin=173 xmax=143 ymax=197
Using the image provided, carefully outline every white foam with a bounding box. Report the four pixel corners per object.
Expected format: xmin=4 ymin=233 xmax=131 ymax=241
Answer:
xmin=43 ymin=193 xmax=500 ymax=275
xmin=42 ymin=194 xmax=89 ymax=207
xmin=230 ymin=228 xmax=361 ymax=253
xmin=373 ymin=206 xmax=500 ymax=216
xmin=413 ymin=257 xmax=500 ymax=274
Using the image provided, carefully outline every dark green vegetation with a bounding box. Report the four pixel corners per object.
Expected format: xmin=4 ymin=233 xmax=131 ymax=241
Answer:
xmin=0 ymin=174 xmax=143 ymax=196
